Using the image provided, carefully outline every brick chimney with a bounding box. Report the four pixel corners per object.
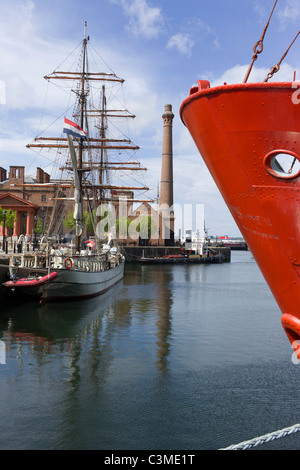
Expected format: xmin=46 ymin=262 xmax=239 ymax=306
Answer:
xmin=9 ymin=166 xmax=24 ymax=184
xmin=36 ymin=167 xmax=44 ymax=183
xmin=43 ymin=172 xmax=50 ymax=183
xmin=159 ymin=104 xmax=175 ymax=245
xmin=0 ymin=167 xmax=7 ymax=182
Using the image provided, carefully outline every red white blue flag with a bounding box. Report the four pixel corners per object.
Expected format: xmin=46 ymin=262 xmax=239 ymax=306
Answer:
xmin=63 ymin=117 xmax=87 ymax=139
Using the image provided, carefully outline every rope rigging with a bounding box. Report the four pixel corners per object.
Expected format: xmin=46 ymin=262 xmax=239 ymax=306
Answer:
xmin=243 ymin=0 xmax=277 ymax=83
xmin=264 ymin=30 xmax=300 ymax=82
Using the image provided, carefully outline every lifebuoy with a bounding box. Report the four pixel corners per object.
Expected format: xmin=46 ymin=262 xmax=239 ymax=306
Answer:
xmin=65 ymin=258 xmax=72 ymax=269
xmin=281 ymin=313 xmax=300 ymax=362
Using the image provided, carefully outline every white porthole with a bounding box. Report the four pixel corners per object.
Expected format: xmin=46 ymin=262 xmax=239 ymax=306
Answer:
xmin=264 ymin=150 xmax=300 ymax=179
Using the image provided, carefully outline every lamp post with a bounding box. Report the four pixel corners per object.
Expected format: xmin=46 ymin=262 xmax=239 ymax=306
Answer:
xmin=23 ymin=212 xmax=27 ymax=234
xmin=23 ymin=212 xmax=28 ymax=251
xmin=41 ymin=207 xmax=45 ymax=235
xmin=33 ymin=215 xmax=38 ymax=250
xmin=2 ymin=210 xmax=7 ymax=252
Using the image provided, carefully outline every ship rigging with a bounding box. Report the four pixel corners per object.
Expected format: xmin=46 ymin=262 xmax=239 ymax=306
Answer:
xmin=26 ymin=21 xmax=151 ymax=251
xmin=3 ymin=22 xmax=152 ymax=302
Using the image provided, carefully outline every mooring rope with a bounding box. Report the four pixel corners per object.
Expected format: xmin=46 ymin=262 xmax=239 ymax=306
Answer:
xmin=220 ymin=423 xmax=300 ymax=450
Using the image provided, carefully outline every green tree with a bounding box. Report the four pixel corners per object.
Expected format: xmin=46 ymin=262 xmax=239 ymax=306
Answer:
xmin=34 ymin=217 xmax=44 ymax=235
xmin=63 ymin=210 xmax=75 ymax=230
xmin=6 ymin=209 xmax=17 ymax=234
xmin=0 ymin=207 xmax=17 ymax=239
xmin=64 ymin=208 xmax=114 ymax=236
xmin=96 ymin=207 xmax=112 ymax=236
xmin=136 ymin=215 xmax=156 ymax=240
xmin=35 ymin=218 xmax=42 ymax=235
xmin=116 ymin=217 xmax=131 ymax=239
xmin=84 ymin=210 xmax=96 ymax=235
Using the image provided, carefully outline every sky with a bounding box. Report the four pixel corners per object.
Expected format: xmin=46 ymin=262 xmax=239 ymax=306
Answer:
xmin=0 ymin=0 xmax=300 ymax=237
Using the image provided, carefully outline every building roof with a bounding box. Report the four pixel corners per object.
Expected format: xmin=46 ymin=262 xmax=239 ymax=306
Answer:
xmin=0 ymin=192 xmax=39 ymax=209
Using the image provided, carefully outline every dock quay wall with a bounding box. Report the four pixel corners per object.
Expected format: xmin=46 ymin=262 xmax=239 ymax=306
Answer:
xmin=122 ymin=246 xmax=230 ymax=263
xmin=0 ymin=256 xmax=11 ymax=301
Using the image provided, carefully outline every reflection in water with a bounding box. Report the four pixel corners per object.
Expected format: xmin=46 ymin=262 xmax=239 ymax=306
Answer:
xmin=0 ymin=265 xmax=176 ymax=448
xmin=1 ymin=253 xmax=296 ymax=450
xmin=0 ymin=265 xmax=175 ymax=379
xmin=2 ymin=284 xmax=123 ymax=378
xmin=125 ymin=264 xmax=174 ymax=373
xmin=154 ymin=267 xmax=173 ymax=373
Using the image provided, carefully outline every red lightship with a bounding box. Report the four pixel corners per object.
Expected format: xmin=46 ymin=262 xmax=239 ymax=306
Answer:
xmin=180 ymin=16 xmax=300 ymax=358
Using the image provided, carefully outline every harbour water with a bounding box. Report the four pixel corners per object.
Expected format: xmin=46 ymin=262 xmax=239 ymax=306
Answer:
xmin=1 ymin=251 xmax=300 ymax=450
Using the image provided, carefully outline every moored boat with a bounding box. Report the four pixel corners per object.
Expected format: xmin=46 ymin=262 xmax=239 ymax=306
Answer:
xmin=180 ymin=7 xmax=300 ymax=357
xmin=5 ymin=271 xmax=58 ymax=288
xmin=5 ymin=250 xmax=124 ymax=302
xmin=139 ymin=253 xmax=222 ymax=264
xmin=3 ymin=23 xmax=150 ymax=302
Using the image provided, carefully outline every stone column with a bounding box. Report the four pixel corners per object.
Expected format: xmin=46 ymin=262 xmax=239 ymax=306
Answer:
xmin=13 ymin=216 xmax=18 ymax=236
xmin=29 ymin=210 xmax=36 ymax=236
xmin=26 ymin=211 xmax=31 ymax=236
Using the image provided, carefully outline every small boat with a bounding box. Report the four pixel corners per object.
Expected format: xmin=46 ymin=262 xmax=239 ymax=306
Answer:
xmin=5 ymin=272 xmax=58 ymax=288
xmin=180 ymin=3 xmax=300 ymax=357
xmin=139 ymin=253 xmax=222 ymax=264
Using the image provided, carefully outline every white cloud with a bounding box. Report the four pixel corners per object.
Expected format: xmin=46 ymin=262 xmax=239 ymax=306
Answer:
xmin=0 ymin=0 xmax=36 ymax=42
xmin=191 ymin=18 xmax=220 ymax=49
xmin=166 ymin=17 xmax=220 ymax=57
xmin=143 ymin=149 xmax=236 ymax=236
xmin=167 ymin=33 xmax=195 ymax=57
xmin=119 ymin=75 xmax=160 ymax=135
xmin=253 ymin=2 xmax=267 ymax=22
xmin=0 ymin=0 xmax=165 ymax=189
xmin=0 ymin=2 xmax=159 ymax=126
xmin=110 ymin=0 xmax=164 ymax=39
xmin=208 ymin=62 xmax=298 ymax=87
xmin=0 ymin=0 xmax=77 ymax=111
xmin=278 ymin=0 xmax=300 ymax=28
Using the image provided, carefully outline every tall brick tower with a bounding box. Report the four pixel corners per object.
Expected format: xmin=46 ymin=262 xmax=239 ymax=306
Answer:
xmin=159 ymin=104 xmax=175 ymax=245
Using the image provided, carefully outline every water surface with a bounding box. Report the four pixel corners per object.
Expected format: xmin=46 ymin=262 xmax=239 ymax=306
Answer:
xmin=1 ymin=251 xmax=300 ymax=450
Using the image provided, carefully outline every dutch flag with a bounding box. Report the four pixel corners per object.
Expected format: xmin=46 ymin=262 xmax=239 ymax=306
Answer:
xmin=63 ymin=117 xmax=87 ymax=139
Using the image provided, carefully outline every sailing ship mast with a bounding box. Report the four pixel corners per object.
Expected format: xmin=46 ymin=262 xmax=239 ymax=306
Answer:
xmin=72 ymin=21 xmax=88 ymax=251
xmin=78 ymin=21 xmax=88 ymax=188
xmin=26 ymin=22 xmax=151 ymax=251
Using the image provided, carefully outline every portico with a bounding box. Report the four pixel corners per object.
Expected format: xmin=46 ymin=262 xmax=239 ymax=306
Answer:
xmin=0 ymin=193 xmax=39 ymax=237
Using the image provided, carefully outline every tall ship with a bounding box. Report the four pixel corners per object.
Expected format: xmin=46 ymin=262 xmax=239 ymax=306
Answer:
xmin=180 ymin=4 xmax=300 ymax=358
xmin=4 ymin=23 xmax=148 ymax=302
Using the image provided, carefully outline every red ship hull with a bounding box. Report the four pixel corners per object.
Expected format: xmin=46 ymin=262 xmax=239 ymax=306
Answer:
xmin=180 ymin=80 xmax=300 ymax=357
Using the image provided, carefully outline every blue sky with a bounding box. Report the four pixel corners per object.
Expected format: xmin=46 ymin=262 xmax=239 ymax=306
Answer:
xmin=0 ymin=0 xmax=300 ymax=237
